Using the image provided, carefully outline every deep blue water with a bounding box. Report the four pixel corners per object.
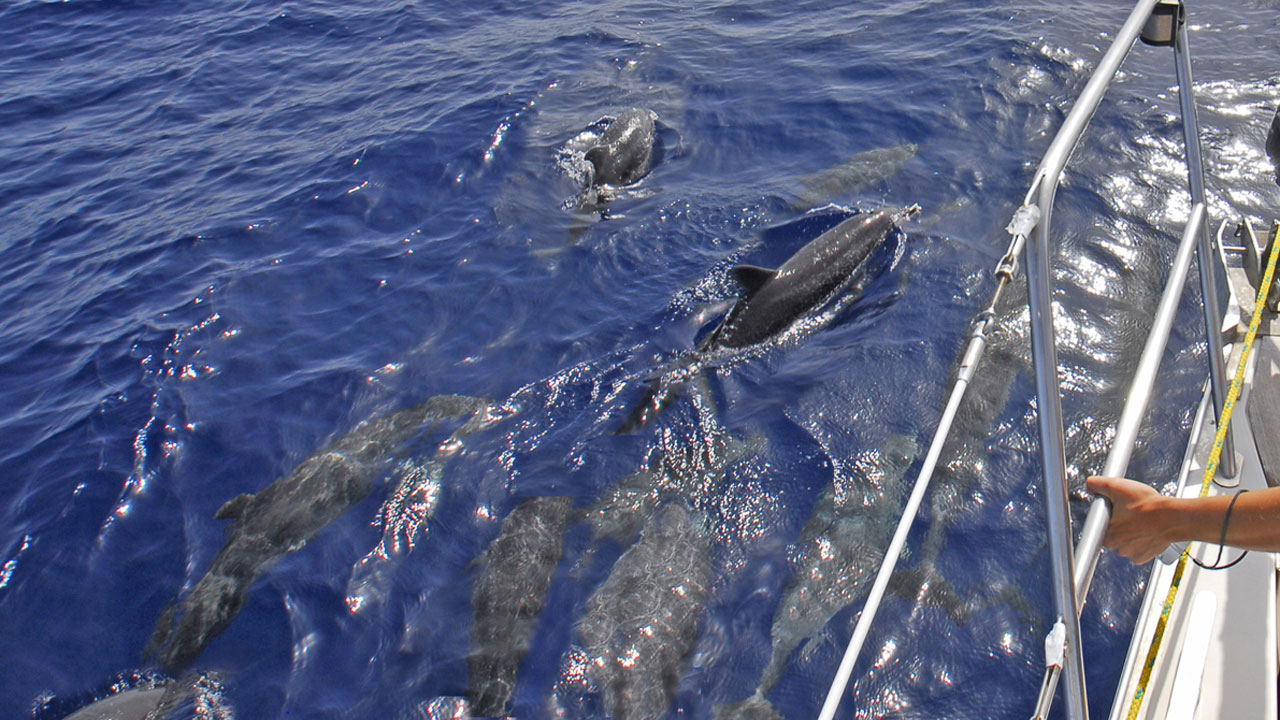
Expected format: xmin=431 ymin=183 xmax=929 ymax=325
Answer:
xmin=3 ymin=1 xmax=1279 ymax=718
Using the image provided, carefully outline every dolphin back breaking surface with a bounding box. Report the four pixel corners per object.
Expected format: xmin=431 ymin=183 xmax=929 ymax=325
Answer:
xmin=700 ymin=204 xmax=917 ymax=351
xmin=619 ymin=205 xmax=918 ymax=433
xmin=584 ymin=108 xmax=656 ymax=188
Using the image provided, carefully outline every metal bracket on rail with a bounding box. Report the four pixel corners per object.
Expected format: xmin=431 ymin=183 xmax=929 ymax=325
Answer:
xmin=1221 ymin=218 xmax=1280 ymax=312
xmin=1140 ymin=0 xmax=1182 ymax=47
xmin=1032 ymin=620 xmax=1068 ymax=720
xmin=1001 ymin=205 xmax=1039 ymax=274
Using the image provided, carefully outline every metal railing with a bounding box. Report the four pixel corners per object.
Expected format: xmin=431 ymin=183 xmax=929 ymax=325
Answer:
xmin=1021 ymin=1 xmax=1233 ymax=718
xmin=816 ymin=1 xmax=1234 ymax=718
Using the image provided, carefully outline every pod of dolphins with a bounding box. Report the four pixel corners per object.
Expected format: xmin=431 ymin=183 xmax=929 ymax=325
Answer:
xmin=61 ymin=108 xmax=941 ymax=720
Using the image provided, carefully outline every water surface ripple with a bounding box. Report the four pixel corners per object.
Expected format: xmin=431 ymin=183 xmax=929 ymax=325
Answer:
xmin=2 ymin=0 xmax=1278 ymax=718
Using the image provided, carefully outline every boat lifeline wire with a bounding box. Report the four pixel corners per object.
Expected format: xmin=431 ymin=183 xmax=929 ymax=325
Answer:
xmin=1123 ymin=223 xmax=1280 ymax=720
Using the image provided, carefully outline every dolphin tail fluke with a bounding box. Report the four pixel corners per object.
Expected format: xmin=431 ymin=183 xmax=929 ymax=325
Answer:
xmin=714 ymin=691 xmax=784 ymax=720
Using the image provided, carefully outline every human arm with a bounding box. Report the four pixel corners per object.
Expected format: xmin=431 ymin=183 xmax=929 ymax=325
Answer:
xmin=1085 ymin=475 xmax=1280 ymax=565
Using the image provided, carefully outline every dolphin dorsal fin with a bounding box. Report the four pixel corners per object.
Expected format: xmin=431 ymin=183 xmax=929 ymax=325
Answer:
xmin=215 ymin=493 xmax=254 ymax=520
xmin=731 ymin=264 xmax=776 ymax=297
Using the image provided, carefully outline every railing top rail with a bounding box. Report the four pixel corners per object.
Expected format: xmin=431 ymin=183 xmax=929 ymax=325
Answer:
xmin=1024 ymin=0 xmax=1161 ymax=210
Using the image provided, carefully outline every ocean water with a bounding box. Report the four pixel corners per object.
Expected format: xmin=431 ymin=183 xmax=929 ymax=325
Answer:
xmin=2 ymin=0 xmax=1279 ymax=718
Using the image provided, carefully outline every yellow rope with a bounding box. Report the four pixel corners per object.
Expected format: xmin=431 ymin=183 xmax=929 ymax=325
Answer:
xmin=1125 ymin=224 xmax=1280 ymax=720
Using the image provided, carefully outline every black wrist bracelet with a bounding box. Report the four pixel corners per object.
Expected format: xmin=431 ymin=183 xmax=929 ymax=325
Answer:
xmin=1193 ymin=488 xmax=1249 ymax=571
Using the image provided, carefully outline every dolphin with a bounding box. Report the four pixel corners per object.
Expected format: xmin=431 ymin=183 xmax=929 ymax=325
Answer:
xmin=725 ymin=434 xmax=920 ymax=717
xmin=700 ymin=204 xmax=919 ymax=350
xmin=565 ymin=107 xmax=658 ymax=242
xmin=619 ymin=204 xmax=920 ymax=432
xmin=709 ymin=433 xmax=985 ymax=720
xmin=345 ymin=396 xmax=500 ymax=613
xmin=584 ymin=108 xmax=656 ymax=189
xmin=145 ymin=394 xmax=487 ymax=675
xmin=467 ymin=496 xmax=574 ymax=718
xmin=557 ymin=502 xmax=712 ymax=720
xmin=790 ymin=143 xmax=919 ymax=212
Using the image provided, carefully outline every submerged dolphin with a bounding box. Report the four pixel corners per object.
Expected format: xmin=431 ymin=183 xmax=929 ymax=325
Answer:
xmin=790 ymin=143 xmax=919 ymax=211
xmin=345 ymin=396 xmax=500 ymax=613
xmin=620 ymin=204 xmax=920 ymax=432
xmin=584 ymin=108 xmax=656 ymax=189
xmin=714 ymin=434 xmax=975 ymax=720
xmin=146 ymin=395 xmax=487 ymax=675
xmin=558 ymin=502 xmax=712 ymax=720
xmin=468 ymin=496 xmax=574 ymax=717
xmin=716 ymin=435 xmax=918 ymax=720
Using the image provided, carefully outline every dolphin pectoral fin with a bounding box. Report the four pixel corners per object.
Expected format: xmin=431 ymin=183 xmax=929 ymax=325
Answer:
xmin=731 ymin=265 xmax=776 ymax=297
xmin=797 ymin=626 xmax=836 ymax=664
xmin=214 ymin=493 xmax=254 ymax=521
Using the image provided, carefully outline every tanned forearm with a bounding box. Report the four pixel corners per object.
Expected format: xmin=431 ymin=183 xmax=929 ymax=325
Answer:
xmin=1086 ymin=476 xmax=1280 ymax=564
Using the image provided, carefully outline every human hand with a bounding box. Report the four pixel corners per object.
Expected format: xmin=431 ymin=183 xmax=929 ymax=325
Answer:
xmin=1085 ymin=476 xmax=1174 ymax=565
